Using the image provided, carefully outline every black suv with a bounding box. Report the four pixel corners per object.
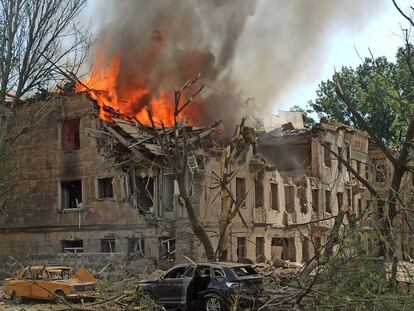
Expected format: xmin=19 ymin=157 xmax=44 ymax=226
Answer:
xmin=136 ymin=262 xmax=264 ymax=310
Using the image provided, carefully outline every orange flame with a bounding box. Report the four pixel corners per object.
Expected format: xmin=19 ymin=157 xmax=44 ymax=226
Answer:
xmin=75 ymin=52 xmax=175 ymax=126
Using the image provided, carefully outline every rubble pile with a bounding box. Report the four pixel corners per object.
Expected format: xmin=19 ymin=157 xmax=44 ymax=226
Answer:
xmin=256 ymin=260 xmax=303 ymax=285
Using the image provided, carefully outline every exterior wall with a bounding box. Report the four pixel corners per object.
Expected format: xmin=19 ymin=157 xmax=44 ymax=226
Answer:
xmin=255 ymin=122 xmax=371 ymax=262
xmin=0 ymin=96 xmax=375 ymax=266
xmin=0 ymin=95 xmax=183 ymax=266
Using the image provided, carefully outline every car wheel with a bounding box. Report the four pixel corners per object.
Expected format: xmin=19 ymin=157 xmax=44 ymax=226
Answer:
xmin=54 ymin=290 xmax=67 ymax=304
xmin=11 ymin=291 xmax=23 ymax=304
xmin=204 ymin=296 xmax=224 ymax=311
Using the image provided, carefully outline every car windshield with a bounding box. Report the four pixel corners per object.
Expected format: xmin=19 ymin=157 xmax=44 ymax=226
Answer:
xmin=232 ymin=266 xmax=258 ymax=277
xmin=49 ymin=269 xmax=74 ymax=280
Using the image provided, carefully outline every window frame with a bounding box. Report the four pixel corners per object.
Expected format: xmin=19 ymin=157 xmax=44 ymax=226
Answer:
xmin=285 ymin=185 xmax=295 ymax=212
xmin=128 ymin=237 xmax=145 ymax=259
xmin=96 ymin=177 xmax=114 ymax=199
xmin=62 ymin=118 xmax=80 ymax=151
xmin=164 ymin=266 xmax=187 ymax=279
xmin=60 ymin=179 xmax=83 ymax=211
xmin=236 ymin=177 xmax=247 ymax=208
xmin=325 ymin=190 xmax=332 ymax=214
xmin=100 ymin=238 xmax=116 ymax=253
xmin=236 ymin=237 xmax=247 ymax=258
xmin=270 ymin=183 xmax=279 ymax=211
xmin=61 ymin=240 xmax=83 ymax=254
xmin=160 ymin=237 xmax=176 ymax=260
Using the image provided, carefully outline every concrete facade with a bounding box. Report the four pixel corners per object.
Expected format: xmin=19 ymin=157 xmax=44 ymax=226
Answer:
xmin=0 ymin=96 xmax=373 ymax=268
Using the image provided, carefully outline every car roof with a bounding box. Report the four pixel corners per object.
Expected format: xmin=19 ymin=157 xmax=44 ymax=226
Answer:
xmin=194 ymin=262 xmax=254 ymax=268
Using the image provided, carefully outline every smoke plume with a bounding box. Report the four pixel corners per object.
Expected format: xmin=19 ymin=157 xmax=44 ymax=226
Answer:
xmin=90 ymin=0 xmax=383 ymax=131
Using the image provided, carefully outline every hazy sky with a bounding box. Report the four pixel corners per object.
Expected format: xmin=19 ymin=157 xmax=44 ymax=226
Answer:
xmin=81 ymin=0 xmax=412 ymax=114
xmin=278 ymin=0 xmax=412 ymax=112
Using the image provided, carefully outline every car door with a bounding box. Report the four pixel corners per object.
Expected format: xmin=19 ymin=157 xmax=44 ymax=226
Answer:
xmin=30 ymin=269 xmax=51 ymax=299
xmin=157 ymin=266 xmax=187 ymax=306
xmin=12 ymin=270 xmax=33 ymax=298
xmin=181 ymin=265 xmax=196 ymax=305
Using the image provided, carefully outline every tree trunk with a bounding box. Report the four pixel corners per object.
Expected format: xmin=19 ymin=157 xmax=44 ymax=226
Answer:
xmin=379 ymin=165 xmax=404 ymax=287
xmin=181 ymin=186 xmax=215 ymax=261
xmin=216 ymin=190 xmax=232 ymax=261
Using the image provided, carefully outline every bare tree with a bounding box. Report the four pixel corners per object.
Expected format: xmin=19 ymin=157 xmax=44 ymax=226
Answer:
xmin=211 ymin=118 xmax=252 ymax=261
xmin=0 ymin=0 xmax=89 ymax=146
xmin=144 ymin=75 xmax=254 ymax=261
xmin=0 ymin=0 xmax=89 ymax=220
xmin=146 ymin=75 xmax=216 ymax=261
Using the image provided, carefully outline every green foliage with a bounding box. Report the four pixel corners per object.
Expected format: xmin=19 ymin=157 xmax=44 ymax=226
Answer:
xmin=96 ymin=280 xmax=109 ymax=296
xmin=305 ymin=229 xmax=414 ymax=310
xmin=309 ymin=46 xmax=414 ymax=146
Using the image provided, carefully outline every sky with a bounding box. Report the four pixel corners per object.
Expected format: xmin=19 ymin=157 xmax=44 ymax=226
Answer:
xmin=81 ymin=0 xmax=413 ymax=115
xmin=277 ymin=0 xmax=412 ymax=112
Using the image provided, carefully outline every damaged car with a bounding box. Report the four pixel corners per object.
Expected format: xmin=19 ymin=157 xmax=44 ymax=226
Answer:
xmin=3 ymin=265 xmax=98 ymax=304
xmin=136 ymin=262 xmax=265 ymax=310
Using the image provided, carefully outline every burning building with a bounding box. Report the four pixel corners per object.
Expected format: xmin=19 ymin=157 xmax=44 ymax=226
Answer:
xmin=0 ymin=88 xmax=375 ymax=269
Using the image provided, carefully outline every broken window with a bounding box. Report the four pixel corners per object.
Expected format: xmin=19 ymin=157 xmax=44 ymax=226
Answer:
xmin=61 ymin=240 xmax=83 ymax=254
xmin=97 ymin=177 xmax=114 ymax=199
xmin=237 ymin=237 xmax=247 ymax=258
xmin=377 ymin=200 xmax=385 ymax=218
xmin=346 ymin=145 xmax=351 ymax=162
xmin=61 ymin=180 xmax=82 ymax=210
xmin=256 ymin=237 xmax=265 ymax=263
xmin=22 ymin=270 xmax=34 ymax=280
xmin=236 ymin=177 xmax=246 ymax=208
xmin=100 ymin=239 xmax=116 ymax=253
xmin=285 ymin=185 xmax=295 ymax=212
xmin=372 ymin=159 xmax=386 ymax=182
xmin=160 ymin=237 xmax=176 ymax=260
xmin=163 ymin=175 xmax=176 ymax=211
xmin=312 ymin=189 xmax=319 ymax=213
xmin=272 ymin=237 xmax=295 ymax=261
xmin=302 ymin=238 xmax=310 ymax=262
xmin=164 ymin=266 xmax=186 ymax=279
xmin=270 ymin=183 xmax=279 ymax=211
xmin=135 ymin=176 xmax=154 ymax=213
xmin=325 ymin=190 xmax=331 ymax=213
xmin=212 ymin=267 xmax=225 ymax=278
xmin=324 ymin=142 xmax=332 ymax=167
xmin=298 ymin=187 xmax=307 ymax=213
xmin=337 ymin=192 xmax=343 ymax=210
xmin=338 ymin=147 xmax=343 ymax=171
xmin=62 ymin=118 xmax=80 ymax=151
xmin=128 ymin=238 xmax=145 ymax=260
xmin=346 ymin=188 xmax=352 ymax=209
xmin=357 ymin=198 xmax=362 ymax=216
xmin=255 ymin=180 xmax=264 ymax=208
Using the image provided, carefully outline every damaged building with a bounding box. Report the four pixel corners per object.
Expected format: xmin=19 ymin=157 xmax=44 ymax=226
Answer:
xmin=0 ymin=94 xmax=373 ymax=267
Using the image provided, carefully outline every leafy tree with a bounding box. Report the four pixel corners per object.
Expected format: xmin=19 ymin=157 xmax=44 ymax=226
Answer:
xmin=310 ymin=46 xmax=414 ymax=145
